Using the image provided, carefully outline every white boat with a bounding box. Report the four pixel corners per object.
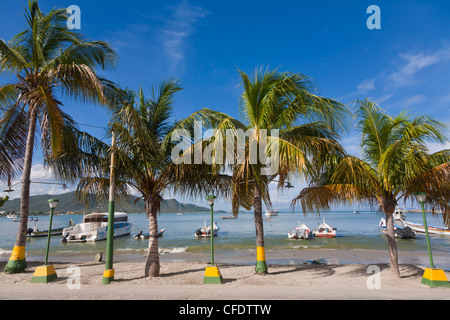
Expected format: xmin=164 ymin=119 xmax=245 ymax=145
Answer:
xmin=312 ymin=218 xmax=336 ymax=238
xmin=379 ymin=207 xmax=450 ymax=236
xmin=221 ymin=215 xmax=237 ymax=219
xmin=133 ymin=228 xmax=166 ymax=239
xmin=288 ymin=221 xmax=312 ymax=239
xmin=353 ymin=211 xmax=360 ymax=214
xmin=401 ymin=220 xmax=450 ymax=236
xmin=194 ymin=220 xmax=219 ymax=238
xmin=61 ymin=212 xmax=132 ymax=243
xmin=265 ymin=209 xmax=279 ymax=218
xmin=176 ymin=212 xmax=184 ymax=215
xmin=379 ymin=218 xmax=416 ymax=239
xmin=7 ymin=213 xmax=18 ymax=219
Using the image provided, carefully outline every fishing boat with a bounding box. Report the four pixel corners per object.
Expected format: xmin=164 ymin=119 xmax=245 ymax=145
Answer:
xmin=26 ymin=220 xmax=73 ymax=238
xmin=379 ymin=207 xmax=449 ymax=236
xmin=221 ymin=215 xmax=237 ymax=219
xmin=288 ymin=221 xmax=312 ymax=239
xmin=61 ymin=212 xmax=132 ymax=243
xmin=378 ymin=218 xmax=416 ymax=239
xmin=312 ymin=218 xmax=336 ymax=238
xmin=265 ymin=209 xmax=279 ymax=218
xmin=133 ymin=228 xmax=166 ymax=239
xmin=194 ymin=220 xmax=219 ymax=238
xmin=402 ymin=220 xmax=450 ymax=236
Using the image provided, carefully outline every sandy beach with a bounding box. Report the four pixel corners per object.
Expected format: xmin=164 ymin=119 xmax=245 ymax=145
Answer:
xmin=1 ymin=248 xmax=449 ymax=301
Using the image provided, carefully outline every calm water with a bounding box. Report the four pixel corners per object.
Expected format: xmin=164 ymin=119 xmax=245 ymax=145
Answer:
xmin=1 ymin=210 xmax=450 ymax=262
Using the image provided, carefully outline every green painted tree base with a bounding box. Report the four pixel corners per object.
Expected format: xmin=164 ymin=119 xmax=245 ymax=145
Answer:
xmin=4 ymin=259 xmax=27 ymax=274
xmin=421 ymin=278 xmax=450 ymax=288
xmin=30 ymin=273 xmax=58 ymax=283
xmin=255 ymin=260 xmax=268 ymax=274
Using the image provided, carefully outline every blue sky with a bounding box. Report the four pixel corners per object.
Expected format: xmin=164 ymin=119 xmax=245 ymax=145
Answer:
xmin=1 ymin=0 xmax=450 ymax=210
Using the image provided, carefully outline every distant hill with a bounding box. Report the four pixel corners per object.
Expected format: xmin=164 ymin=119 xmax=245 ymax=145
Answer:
xmin=0 ymin=191 xmax=224 ymax=214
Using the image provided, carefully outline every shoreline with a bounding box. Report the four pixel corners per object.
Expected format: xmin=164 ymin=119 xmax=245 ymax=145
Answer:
xmin=1 ymin=248 xmax=450 ymax=300
xmin=14 ymin=247 xmax=450 ymax=270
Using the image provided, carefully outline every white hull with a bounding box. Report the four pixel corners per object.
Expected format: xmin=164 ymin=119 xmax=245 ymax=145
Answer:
xmin=265 ymin=210 xmax=279 ymax=217
xmin=194 ymin=221 xmax=219 ymax=238
xmin=288 ymin=223 xmax=312 ymax=240
xmin=61 ymin=212 xmax=132 ymax=243
xmin=312 ymin=218 xmax=337 ymax=238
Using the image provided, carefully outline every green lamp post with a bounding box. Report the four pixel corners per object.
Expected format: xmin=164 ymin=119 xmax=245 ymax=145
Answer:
xmin=31 ymin=199 xmax=59 ymax=283
xmin=415 ymin=192 xmax=450 ymax=288
xmin=203 ymin=195 xmax=223 ymax=284
xmin=103 ymin=132 xmax=116 ymax=285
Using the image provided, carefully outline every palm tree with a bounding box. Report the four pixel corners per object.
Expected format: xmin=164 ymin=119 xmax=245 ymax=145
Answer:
xmin=75 ymin=80 xmax=226 ymax=277
xmin=0 ymin=1 xmax=117 ymax=273
xmin=292 ymin=99 xmax=450 ymax=278
xmin=174 ymin=67 xmax=349 ymax=274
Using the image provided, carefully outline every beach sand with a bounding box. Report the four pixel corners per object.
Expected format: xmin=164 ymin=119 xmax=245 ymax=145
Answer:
xmin=1 ymin=248 xmax=450 ymax=300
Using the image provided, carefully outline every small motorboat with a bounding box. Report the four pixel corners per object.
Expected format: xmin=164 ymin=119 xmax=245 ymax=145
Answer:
xmin=194 ymin=220 xmax=219 ymax=238
xmin=265 ymin=209 xmax=279 ymax=218
xmin=288 ymin=221 xmax=312 ymax=240
xmin=379 ymin=218 xmax=416 ymax=239
xmin=353 ymin=211 xmax=360 ymax=214
xmin=133 ymin=228 xmax=166 ymax=239
xmin=221 ymin=215 xmax=237 ymax=219
xmin=312 ymin=218 xmax=336 ymax=238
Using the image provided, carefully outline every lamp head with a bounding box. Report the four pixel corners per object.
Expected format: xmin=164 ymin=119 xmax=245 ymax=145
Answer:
xmin=48 ymin=199 xmax=59 ymax=209
xmin=206 ymin=195 xmax=216 ymax=205
xmin=415 ymin=192 xmax=427 ymax=203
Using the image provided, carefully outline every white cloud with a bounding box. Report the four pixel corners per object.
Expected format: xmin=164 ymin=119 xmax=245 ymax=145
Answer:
xmin=160 ymin=0 xmax=209 ymax=74
xmin=357 ymin=78 xmax=375 ymax=94
xmin=388 ymin=47 xmax=450 ymax=87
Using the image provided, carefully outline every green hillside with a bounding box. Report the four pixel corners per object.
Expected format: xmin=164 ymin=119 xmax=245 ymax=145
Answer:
xmin=0 ymin=191 xmax=223 ymax=214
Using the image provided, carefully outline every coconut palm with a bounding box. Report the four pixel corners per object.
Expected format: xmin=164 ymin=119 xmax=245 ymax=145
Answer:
xmin=0 ymin=1 xmax=117 ymax=273
xmin=174 ymin=67 xmax=349 ymax=274
xmin=292 ymin=99 xmax=450 ymax=278
xmin=74 ymin=80 xmax=227 ymax=277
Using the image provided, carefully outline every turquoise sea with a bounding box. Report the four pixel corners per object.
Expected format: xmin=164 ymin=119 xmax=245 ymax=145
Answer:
xmin=1 ymin=210 xmax=450 ymax=267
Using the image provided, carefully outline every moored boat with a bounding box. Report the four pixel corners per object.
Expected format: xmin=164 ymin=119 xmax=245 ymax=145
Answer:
xmin=312 ymin=218 xmax=336 ymax=238
xmin=379 ymin=208 xmax=449 ymax=236
xmin=133 ymin=228 xmax=166 ymax=239
xmin=288 ymin=221 xmax=312 ymax=239
xmin=221 ymin=215 xmax=237 ymax=219
xmin=265 ymin=209 xmax=279 ymax=218
xmin=194 ymin=220 xmax=219 ymax=238
xmin=61 ymin=212 xmax=132 ymax=243
xmin=378 ymin=218 xmax=416 ymax=239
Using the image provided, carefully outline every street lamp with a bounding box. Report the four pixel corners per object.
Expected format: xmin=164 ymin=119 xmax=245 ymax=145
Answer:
xmin=31 ymin=199 xmax=59 ymax=283
xmin=415 ymin=192 xmax=450 ymax=288
xmin=203 ymin=195 xmax=223 ymax=284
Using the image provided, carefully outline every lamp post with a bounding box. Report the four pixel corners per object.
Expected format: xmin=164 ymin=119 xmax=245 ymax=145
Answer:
xmin=103 ymin=131 xmax=116 ymax=285
xmin=415 ymin=192 xmax=450 ymax=288
xmin=203 ymin=195 xmax=223 ymax=284
xmin=31 ymin=199 xmax=59 ymax=283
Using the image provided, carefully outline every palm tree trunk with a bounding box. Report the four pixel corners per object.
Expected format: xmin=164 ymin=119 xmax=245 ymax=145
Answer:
xmin=254 ymin=183 xmax=268 ymax=274
xmin=144 ymin=198 xmax=160 ymax=277
xmin=382 ymin=200 xmax=400 ymax=278
xmin=4 ymin=106 xmax=38 ymax=274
